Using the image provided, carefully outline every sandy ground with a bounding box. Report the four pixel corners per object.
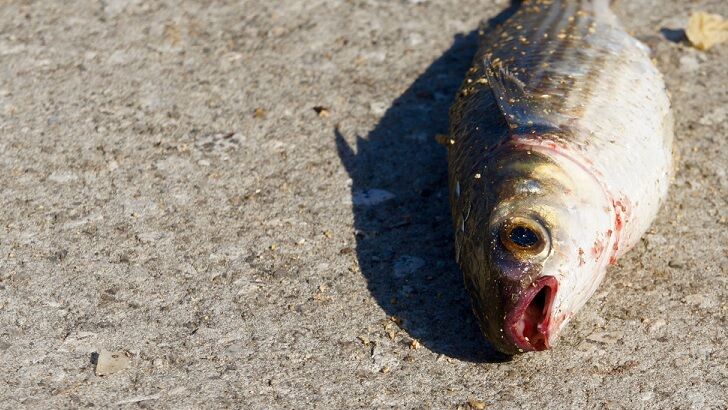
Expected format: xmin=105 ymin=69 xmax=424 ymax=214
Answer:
xmin=0 ymin=0 xmax=726 ymax=408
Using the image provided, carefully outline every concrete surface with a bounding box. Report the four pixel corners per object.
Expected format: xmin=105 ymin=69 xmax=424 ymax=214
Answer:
xmin=0 ymin=0 xmax=726 ymax=408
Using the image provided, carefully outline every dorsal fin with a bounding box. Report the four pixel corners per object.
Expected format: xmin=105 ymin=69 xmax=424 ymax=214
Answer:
xmin=483 ymin=55 xmax=559 ymax=133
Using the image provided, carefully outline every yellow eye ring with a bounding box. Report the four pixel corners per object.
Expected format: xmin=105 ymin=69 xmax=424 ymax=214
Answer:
xmin=499 ymin=217 xmax=548 ymax=257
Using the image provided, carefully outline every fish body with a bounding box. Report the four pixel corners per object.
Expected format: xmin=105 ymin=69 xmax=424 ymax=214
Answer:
xmin=447 ymin=0 xmax=673 ymax=354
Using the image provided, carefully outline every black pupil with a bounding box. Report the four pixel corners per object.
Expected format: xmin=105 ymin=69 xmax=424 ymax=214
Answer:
xmin=509 ymin=226 xmax=539 ymax=248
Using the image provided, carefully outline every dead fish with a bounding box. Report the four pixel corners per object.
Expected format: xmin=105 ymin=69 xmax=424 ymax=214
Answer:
xmin=445 ymin=0 xmax=673 ymax=354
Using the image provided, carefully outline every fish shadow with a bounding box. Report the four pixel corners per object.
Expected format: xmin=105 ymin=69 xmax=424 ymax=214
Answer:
xmin=336 ymin=3 xmax=521 ymax=363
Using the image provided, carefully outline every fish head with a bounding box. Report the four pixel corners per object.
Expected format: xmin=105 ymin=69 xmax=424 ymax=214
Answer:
xmin=461 ymin=143 xmax=613 ymax=354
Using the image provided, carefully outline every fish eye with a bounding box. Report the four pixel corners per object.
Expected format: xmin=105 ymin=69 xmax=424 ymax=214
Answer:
xmin=509 ymin=226 xmax=539 ymax=248
xmin=499 ymin=217 xmax=547 ymax=257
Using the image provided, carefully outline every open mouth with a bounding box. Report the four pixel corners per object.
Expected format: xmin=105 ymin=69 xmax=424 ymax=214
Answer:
xmin=505 ymin=276 xmax=558 ymax=352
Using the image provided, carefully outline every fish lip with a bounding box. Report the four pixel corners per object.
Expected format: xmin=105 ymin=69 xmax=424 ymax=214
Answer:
xmin=504 ymin=276 xmax=558 ymax=352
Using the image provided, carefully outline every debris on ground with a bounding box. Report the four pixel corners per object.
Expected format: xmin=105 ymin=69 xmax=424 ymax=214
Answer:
xmin=313 ymin=106 xmax=331 ymax=117
xmin=467 ymin=397 xmax=487 ymax=410
xmin=686 ymin=11 xmax=728 ymax=50
xmin=94 ymin=350 xmax=131 ymax=376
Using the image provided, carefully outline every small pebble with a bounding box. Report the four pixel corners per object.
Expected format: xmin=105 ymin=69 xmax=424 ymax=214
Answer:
xmin=313 ymin=106 xmax=330 ymax=118
xmin=679 ymin=54 xmax=700 ymax=72
xmin=467 ymin=398 xmax=487 ymax=410
xmin=369 ymin=101 xmax=388 ymax=116
xmin=95 ymin=350 xmax=131 ymax=376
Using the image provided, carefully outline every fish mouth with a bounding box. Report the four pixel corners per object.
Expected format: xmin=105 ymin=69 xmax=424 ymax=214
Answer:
xmin=505 ymin=276 xmax=558 ymax=352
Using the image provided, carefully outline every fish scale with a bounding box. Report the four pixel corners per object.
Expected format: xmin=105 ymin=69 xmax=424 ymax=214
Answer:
xmin=446 ymin=0 xmax=673 ymax=354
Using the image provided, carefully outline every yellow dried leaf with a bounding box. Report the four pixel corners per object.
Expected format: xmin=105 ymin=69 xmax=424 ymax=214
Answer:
xmin=686 ymin=11 xmax=728 ymax=50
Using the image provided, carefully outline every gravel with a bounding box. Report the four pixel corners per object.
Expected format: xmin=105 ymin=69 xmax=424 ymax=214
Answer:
xmin=0 ymin=0 xmax=726 ymax=408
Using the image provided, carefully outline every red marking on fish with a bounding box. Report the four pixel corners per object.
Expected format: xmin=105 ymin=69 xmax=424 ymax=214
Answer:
xmin=608 ymin=198 xmax=631 ymax=265
xmin=609 ymin=244 xmax=620 ymax=265
xmin=592 ymin=239 xmax=605 ymax=260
